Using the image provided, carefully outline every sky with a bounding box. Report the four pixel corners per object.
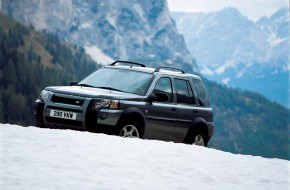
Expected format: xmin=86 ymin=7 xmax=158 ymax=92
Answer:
xmin=167 ymin=0 xmax=289 ymax=21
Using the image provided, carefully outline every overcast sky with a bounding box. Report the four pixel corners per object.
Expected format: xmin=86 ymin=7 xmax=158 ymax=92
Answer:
xmin=167 ymin=0 xmax=288 ymax=21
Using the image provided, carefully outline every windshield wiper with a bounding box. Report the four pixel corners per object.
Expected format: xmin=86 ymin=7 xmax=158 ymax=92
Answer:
xmin=95 ymin=86 xmax=126 ymax=93
xmin=77 ymin=84 xmax=126 ymax=92
xmin=76 ymin=84 xmax=96 ymax=88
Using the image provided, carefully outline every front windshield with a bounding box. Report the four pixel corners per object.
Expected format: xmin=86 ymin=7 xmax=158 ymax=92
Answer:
xmin=79 ymin=68 xmax=154 ymax=96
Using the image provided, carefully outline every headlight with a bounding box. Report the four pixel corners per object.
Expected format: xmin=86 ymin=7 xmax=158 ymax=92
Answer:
xmin=92 ymin=99 xmax=119 ymax=109
xmin=39 ymin=90 xmax=51 ymax=101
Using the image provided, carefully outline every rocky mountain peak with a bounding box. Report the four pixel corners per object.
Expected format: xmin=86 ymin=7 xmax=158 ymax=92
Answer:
xmin=0 ymin=0 xmax=196 ymax=72
xmin=172 ymin=8 xmax=289 ymax=106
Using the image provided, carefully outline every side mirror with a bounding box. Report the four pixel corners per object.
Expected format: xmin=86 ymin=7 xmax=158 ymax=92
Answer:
xmin=149 ymin=92 xmax=169 ymax=102
xmin=70 ymin=81 xmax=78 ymax=86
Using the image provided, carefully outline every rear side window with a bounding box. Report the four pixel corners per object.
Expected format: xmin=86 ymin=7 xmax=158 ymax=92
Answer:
xmin=192 ymin=79 xmax=210 ymax=107
xmin=174 ymin=79 xmax=195 ymax=104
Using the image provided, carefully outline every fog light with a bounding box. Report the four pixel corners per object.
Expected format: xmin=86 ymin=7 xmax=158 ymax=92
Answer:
xmin=99 ymin=113 xmax=107 ymax=119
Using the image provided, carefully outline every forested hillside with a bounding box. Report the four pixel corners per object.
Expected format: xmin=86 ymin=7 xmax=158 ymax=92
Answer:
xmin=204 ymin=78 xmax=289 ymax=159
xmin=0 ymin=12 xmax=100 ymax=125
xmin=0 ymin=13 xmax=289 ymax=160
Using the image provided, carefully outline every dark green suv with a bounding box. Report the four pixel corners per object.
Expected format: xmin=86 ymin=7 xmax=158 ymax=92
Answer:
xmin=34 ymin=61 xmax=214 ymax=146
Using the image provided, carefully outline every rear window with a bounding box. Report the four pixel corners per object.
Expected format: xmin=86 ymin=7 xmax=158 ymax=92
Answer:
xmin=192 ymin=79 xmax=210 ymax=107
xmin=174 ymin=79 xmax=195 ymax=104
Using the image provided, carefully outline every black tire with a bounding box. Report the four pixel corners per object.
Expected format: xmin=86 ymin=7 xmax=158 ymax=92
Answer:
xmin=117 ymin=120 xmax=142 ymax=138
xmin=35 ymin=121 xmax=45 ymax=128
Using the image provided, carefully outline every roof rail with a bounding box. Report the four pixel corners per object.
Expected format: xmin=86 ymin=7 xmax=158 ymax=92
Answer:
xmin=110 ymin=61 xmax=146 ymax=67
xmin=154 ymin=66 xmax=185 ymax=74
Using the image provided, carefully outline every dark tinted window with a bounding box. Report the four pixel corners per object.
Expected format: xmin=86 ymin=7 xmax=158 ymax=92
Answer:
xmin=174 ymin=79 xmax=194 ymax=104
xmin=153 ymin=77 xmax=173 ymax=102
xmin=187 ymin=82 xmax=195 ymax=104
xmin=192 ymin=79 xmax=209 ymax=107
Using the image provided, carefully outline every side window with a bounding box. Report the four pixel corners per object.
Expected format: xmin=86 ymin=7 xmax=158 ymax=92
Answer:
xmin=174 ymin=79 xmax=195 ymax=104
xmin=153 ymin=77 xmax=173 ymax=102
xmin=192 ymin=79 xmax=210 ymax=107
xmin=187 ymin=82 xmax=195 ymax=105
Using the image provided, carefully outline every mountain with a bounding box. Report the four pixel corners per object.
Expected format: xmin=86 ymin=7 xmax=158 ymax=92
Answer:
xmin=0 ymin=0 xmax=196 ymax=72
xmin=257 ymin=8 xmax=289 ymax=67
xmin=171 ymin=8 xmax=289 ymax=106
xmin=0 ymin=12 xmax=100 ymax=125
xmin=1 ymin=124 xmax=289 ymax=190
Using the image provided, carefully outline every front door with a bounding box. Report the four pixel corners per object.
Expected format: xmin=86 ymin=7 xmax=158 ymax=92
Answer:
xmin=145 ymin=77 xmax=177 ymax=141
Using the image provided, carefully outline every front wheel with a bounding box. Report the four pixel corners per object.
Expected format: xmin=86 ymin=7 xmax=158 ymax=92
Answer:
xmin=117 ymin=121 xmax=142 ymax=138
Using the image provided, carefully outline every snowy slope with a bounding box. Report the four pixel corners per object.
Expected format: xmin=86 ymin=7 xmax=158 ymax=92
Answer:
xmin=1 ymin=124 xmax=289 ymax=190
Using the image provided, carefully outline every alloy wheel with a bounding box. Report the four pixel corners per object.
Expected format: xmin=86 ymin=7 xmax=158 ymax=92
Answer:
xmin=119 ymin=124 xmax=140 ymax=138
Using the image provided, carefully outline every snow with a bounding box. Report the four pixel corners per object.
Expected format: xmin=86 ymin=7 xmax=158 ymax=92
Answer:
xmin=84 ymin=45 xmax=114 ymax=65
xmin=1 ymin=124 xmax=289 ymax=190
xmin=200 ymin=66 xmax=214 ymax=76
xmin=269 ymin=36 xmax=287 ymax=47
xmin=80 ymin=22 xmax=92 ymax=29
xmin=215 ymin=60 xmax=236 ymax=75
xmin=222 ymin=78 xmax=230 ymax=85
xmin=267 ymin=25 xmax=287 ymax=47
xmin=133 ymin=3 xmax=145 ymax=22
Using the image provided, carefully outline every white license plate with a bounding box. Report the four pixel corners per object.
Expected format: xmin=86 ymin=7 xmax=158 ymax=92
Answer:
xmin=50 ymin=110 xmax=77 ymax=120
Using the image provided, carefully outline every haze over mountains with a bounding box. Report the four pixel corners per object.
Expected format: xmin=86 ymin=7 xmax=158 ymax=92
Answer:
xmin=172 ymin=8 xmax=289 ymax=106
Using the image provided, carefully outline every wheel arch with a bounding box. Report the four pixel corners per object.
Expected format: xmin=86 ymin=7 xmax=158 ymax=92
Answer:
xmin=184 ymin=117 xmax=209 ymax=145
xmin=117 ymin=107 xmax=146 ymax=137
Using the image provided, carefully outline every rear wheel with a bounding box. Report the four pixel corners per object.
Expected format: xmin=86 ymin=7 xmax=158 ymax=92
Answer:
xmin=191 ymin=130 xmax=208 ymax=147
xmin=193 ymin=134 xmax=206 ymax=146
xmin=117 ymin=121 xmax=142 ymax=138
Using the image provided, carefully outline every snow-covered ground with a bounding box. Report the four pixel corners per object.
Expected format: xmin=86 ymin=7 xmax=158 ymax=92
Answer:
xmin=84 ymin=45 xmax=114 ymax=65
xmin=0 ymin=124 xmax=289 ymax=190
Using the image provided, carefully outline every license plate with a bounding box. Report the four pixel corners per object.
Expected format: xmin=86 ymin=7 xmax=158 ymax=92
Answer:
xmin=50 ymin=110 xmax=77 ymax=120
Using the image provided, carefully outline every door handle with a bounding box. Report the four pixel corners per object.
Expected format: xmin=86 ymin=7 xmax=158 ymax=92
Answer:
xmin=171 ymin=107 xmax=176 ymax=111
xmin=193 ymin=110 xmax=198 ymax=113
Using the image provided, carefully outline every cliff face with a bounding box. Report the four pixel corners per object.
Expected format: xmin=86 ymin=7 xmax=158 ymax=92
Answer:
xmin=0 ymin=0 xmax=196 ymax=71
xmin=1 ymin=0 xmax=73 ymax=31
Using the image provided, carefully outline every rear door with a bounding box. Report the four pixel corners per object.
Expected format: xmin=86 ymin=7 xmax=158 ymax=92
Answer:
xmin=173 ymin=78 xmax=199 ymax=142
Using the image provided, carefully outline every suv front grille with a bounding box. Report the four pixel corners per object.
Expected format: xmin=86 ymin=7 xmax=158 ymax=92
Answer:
xmin=51 ymin=95 xmax=84 ymax=106
xmin=46 ymin=106 xmax=83 ymax=113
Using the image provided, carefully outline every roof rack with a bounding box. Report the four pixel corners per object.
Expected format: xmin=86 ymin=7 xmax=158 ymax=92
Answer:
xmin=154 ymin=66 xmax=185 ymax=74
xmin=110 ymin=61 xmax=146 ymax=67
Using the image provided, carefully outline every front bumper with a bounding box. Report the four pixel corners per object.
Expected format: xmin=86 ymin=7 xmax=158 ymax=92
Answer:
xmin=33 ymin=99 xmax=45 ymax=127
xmin=33 ymin=93 xmax=123 ymax=133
